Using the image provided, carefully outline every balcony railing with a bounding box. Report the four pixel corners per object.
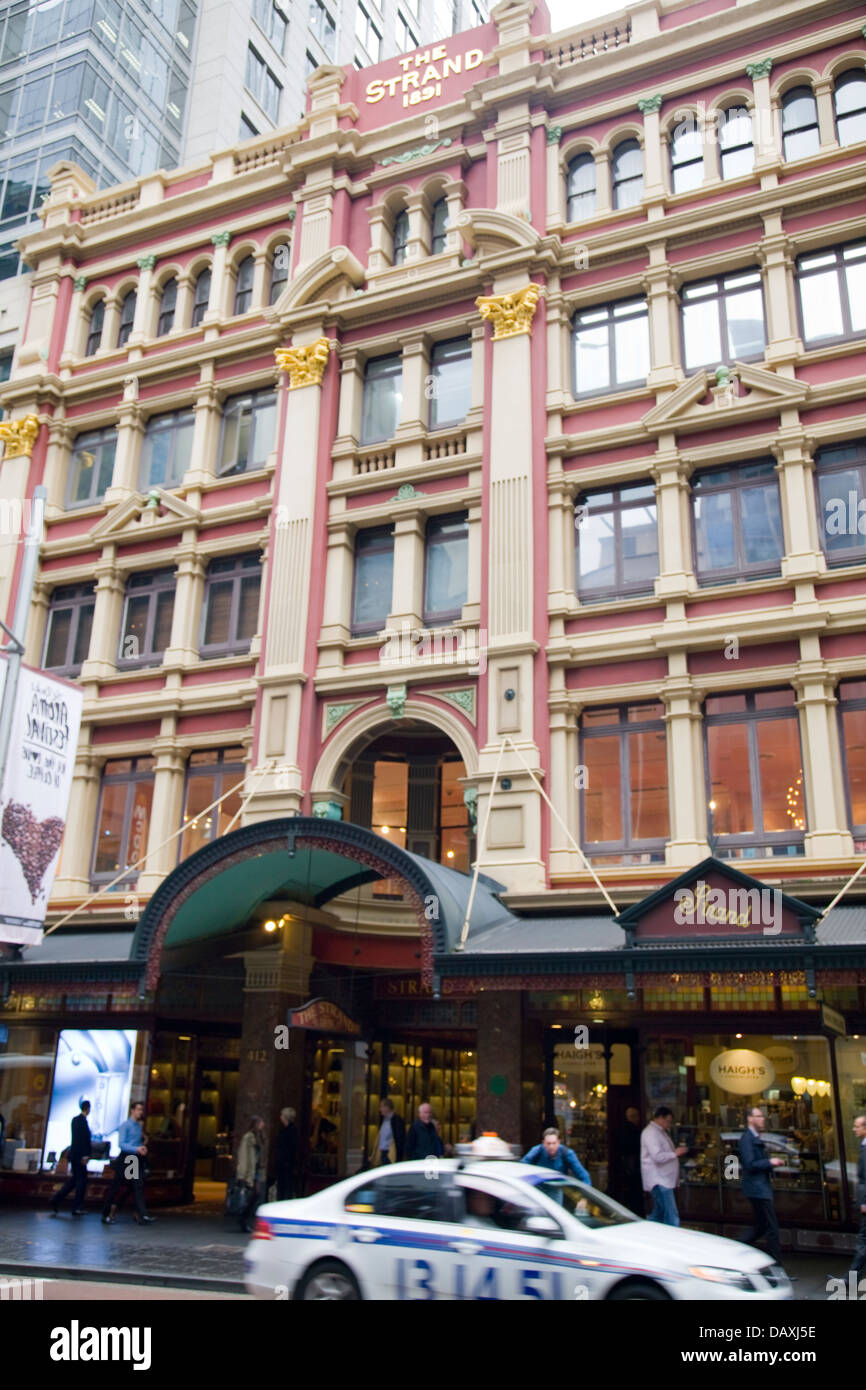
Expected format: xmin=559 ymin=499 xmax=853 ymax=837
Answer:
xmin=547 ymin=24 xmax=631 ymax=65
xmin=353 ymin=446 xmax=396 ymax=474
xmin=423 ymin=431 xmax=467 ymax=461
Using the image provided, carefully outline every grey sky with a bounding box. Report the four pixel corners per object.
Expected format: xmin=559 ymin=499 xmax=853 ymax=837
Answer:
xmin=546 ymin=0 xmax=621 ymax=32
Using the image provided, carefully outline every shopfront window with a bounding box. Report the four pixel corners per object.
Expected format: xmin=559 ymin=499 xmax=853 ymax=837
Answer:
xmin=146 ymin=1033 xmax=193 ymax=1180
xmin=362 ymin=1041 xmax=476 ymax=1163
xmin=834 ymin=1036 xmax=866 ymax=1198
xmin=309 ymin=1039 xmax=344 ymax=1180
xmin=553 ymin=1040 xmax=631 ymax=1193
xmin=0 ymin=1025 xmax=55 ymax=1167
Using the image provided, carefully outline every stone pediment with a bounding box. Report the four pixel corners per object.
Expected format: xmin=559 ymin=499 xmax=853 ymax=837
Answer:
xmin=454 ymin=208 xmax=539 ymax=256
xmin=90 ymin=488 xmax=200 ymax=540
xmin=643 ymin=363 xmax=808 ymax=432
xmin=269 ymin=246 xmax=366 ymax=315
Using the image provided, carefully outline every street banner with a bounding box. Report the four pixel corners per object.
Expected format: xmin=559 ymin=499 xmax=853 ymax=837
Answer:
xmin=0 ymin=660 xmax=83 ymax=947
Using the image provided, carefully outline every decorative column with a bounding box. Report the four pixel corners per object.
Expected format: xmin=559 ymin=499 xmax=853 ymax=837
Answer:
xmin=395 ymin=334 xmax=427 ymax=437
xmin=476 ymin=280 xmax=545 ymax=890
xmin=129 ymin=255 xmax=155 ymax=343
xmin=637 ymin=94 xmax=665 ymax=213
xmin=42 ymin=416 xmax=72 ymax=512
xmin=52 ymin=746 xmax=102 ymax=897
xmin=746 ymin=59 xmax=778 ymax=180
xmin=318 ymin=527 xmax=354 ymax=671
xmin=163 ymin=541 xmax=206 ymax=667
xmin=203 ymin=231 xmax=231 ymax=326
xmin=101 ymin=293 xmax=121 ymax=355
xmin=653 ymin=449 xmax=694 ymax=595
xmin=174 ymin=271 xmax=194 ymax=332
xmin=774 ymin=429 xmax=825 ymax=583
xmin=387 ymin=513 xmax=424 ymax=632
xmin=442 ymin=178 xmax=467 ymax=253
xmin=794 ymin=668 xmax=854 ymax=859
xmin=643 ymin=250 xmax=680 ymax=388
xmin=137 ymin=734 xmax=186 ymax=895
xmin=104 ymin=377 xmax=144 ymax=502
xmin=252 ymin=248 xmax=269 ymax=310
xmin=404 ymin=189 xmax=429 ymax=260
xmin=79 ymin=553 xmax=124 ymax=680
xmin=759 ymin=215 xmax=800 ymax=369
xmin=663 ymin=670 xmax=710 ymax=864
xmin=185 ymin=375 xmax=222 ymax=486
xmin=593 ymin=150 xmax=612 ymax=214
xmin=814 ymin=78 xmax=838 ymax=148
xmin=546 ymin=127 xmax=563 ymax=228
xmin=475 ymin=993 xmax=523 ymax=1138
xmin=367 ymin=204 xmax=391 ymax=275
xmin=60 ymin=276 xmax=87 ymax=363
xmin=548 ymin=685 xmax=580 ymax=878
xmin=25 ymin=580 xmax=51 ymax=667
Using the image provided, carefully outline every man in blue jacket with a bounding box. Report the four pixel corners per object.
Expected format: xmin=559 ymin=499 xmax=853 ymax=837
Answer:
xmin=739 ymin=1106 xmax=785 ymax=1265
xmin=523 ymin=1127 xmax=591 ymax=1183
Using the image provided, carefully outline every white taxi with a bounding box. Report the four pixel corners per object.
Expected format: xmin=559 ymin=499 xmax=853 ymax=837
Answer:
xmin=243 ymin=1157 xmax=793 ymax=1301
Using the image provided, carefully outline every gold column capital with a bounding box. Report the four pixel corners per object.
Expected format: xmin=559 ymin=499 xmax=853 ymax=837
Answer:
xmin=275 ymin=337 xmax=332 ymax=389
xmin=0 ymin=414 xmax=40 ymax=459
xmin=476 ymin=283 xmax=542 ymax=339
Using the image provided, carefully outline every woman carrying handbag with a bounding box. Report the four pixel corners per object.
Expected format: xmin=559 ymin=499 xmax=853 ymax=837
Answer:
xmin=235 ymin=1115 xmax=266 ymax=1234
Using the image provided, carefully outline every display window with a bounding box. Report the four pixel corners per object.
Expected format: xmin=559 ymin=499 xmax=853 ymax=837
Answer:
xmin=361 ymin=1041 xmax=477 ymax=1164
xmin=833 ymin=1036 xmax=866 ymax=1203
xmin=0 ymin=1025 xmax=55 ymax=1170
xmin=554 ymin=1040 xmax=632 ymax=1190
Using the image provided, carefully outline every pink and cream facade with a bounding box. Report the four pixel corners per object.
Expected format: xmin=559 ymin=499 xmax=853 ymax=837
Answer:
xmin=2 ymin=0 xmax=866 ymax=1242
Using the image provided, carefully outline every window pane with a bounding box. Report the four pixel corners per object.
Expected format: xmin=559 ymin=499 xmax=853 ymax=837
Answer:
xmin=44 ymin=608 xmax=72 ymax=668
xmin=122 ymin=595 xmax=150 ymax=658
xmin=721 ymin=144 xmax=754 ymax=179
xmin=574 ymin=318 xmax=610 ymax=393
xmin=353 ymin=537 xmax=393 ymax=630
xmin=578 ymin=507 xmax=615 ymax=592
xmin=799 ymin=266 xmax=844 ymax=342
xmin=220 ymin=410 xmax=240 ymax=471
xmin=181 ymin=774 xmax=216 ymax=857
xmin=695 ymin=490 xmax=735 ymax=571
xmin=741 ymin=483 xmax=783 ymax=566
xmin=819 ymin=467 xmax=864 ymax=558
xmin=251 ymin=397 xmax=276 ymax=464
xmin=784 ymin=125 xmax=819 ymax=161
xmin=97 ymin=437 xmax=116 ymax=495
xmin=217 ymin=779 xmax=243 ymax=836
xmin=69 ymin=443 xmax=99 ymax=503
xmin=73 ymin=602 xmax=94 ymax=666
xmin=707 ymin=722 xmax=753 ymax=834
xmin=845 ymin=260 xmax=866 ymax=333
xmin=361 ymin=357 xmax=402 ymax=444
xmin=629 ymin=728 xmax=669 ymax=840
xmin=126 ymin=780 xmax=153 ymax=868
xmin=424 ymin=520 xmax=467 ymax=619
xmin=682 ymin=295 xmax=722 ymax=369
xmin=613 ymin=310 xmax=649 ymax=385
xmin=620 ymin=501 xmax=657 ymax=587
xmin=172 ymin=415 xmax=195 ymax=480
xmin=371 ymin=760 xmax=408 ymax=841
xmin=756 ymin=718 xmax=803 ymax=832
xmin=204 ymin=581 xmax=233 ymax=646
xmin=725 ymin=285 xmax=765 ymax=358
xmin=94 ymin=782 xmax=127 ymax=873
xmin=842 ymin=707 xmax=866 ymax=826
xmin=237 ymin=574 xmax=260 ymax=639
xmin=430 ymin=339 xmax=471 ymax=427
xmin=153 ymin=590 xmax=174 ymax=652
xmin=144 ymin=430 xmax=171 ymax=487
xmin=719 ymin=108 xmax=752 ymax=150
xmin=583 ymin=736 xmax=622 ymax=842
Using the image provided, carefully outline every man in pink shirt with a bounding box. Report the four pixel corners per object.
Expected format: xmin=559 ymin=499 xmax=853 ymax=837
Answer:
xmin=640 ymin=1105 xmax=689 ymax=1226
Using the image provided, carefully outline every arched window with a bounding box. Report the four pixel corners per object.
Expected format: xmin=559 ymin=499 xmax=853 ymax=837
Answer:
xmin=392 ymin=209 xmax=410 ymax=265
xmin=718 ymin=106 xmax=754 ymax=179
xmin=116 ymin=289 xmax=137 ymax=348
xmin=431 ymin=197 xmax=449 ymax=254
xmin=611 ymin=139 xmax=643 ymax=209
xmin=233 ymin=255 xmax=255 ymax=314
xmin=834 ymin=69 xmax=866 ymax=147
xmin=191 ymin=268 xmax=211 ymax=326
xmin=781 ymin=86 xmax=819 ymax=161
xmin=669 ymin=122 xmax=703 ymax=193
xmin=157 ymin=277 xmax=177 ymax=337
xmin=85 ymin=299 xmax=105 ymax=356
xmin=566 ymin=152 xmax=596 ymax=221
xmin=269 ymin=247 xmax=289 ymax=304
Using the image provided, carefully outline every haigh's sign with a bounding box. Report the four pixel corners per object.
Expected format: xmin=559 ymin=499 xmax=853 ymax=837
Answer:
xmin=617 ymin=859 xmax=818 ymax=944
xmin=365 ymin=44 xmax=485 ymax=110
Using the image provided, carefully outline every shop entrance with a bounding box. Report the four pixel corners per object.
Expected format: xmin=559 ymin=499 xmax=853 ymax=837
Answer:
xmin=547 ymin=1028 xmax=641 ymax=1206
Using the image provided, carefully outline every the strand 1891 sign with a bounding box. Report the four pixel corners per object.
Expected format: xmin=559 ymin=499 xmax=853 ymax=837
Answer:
xmin=365 ymin=45 xmax=485 ymax=108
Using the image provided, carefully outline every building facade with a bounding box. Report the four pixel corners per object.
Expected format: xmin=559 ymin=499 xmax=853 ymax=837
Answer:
xmin=1 ymin=0 xmax=866 ymax=1252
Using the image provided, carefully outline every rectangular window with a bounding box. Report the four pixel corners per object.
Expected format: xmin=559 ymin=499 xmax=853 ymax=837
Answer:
xmin=118 ymin=570 xmax=175 ymax=666
xmin=0 ymin=351 xmax=12 ymax=382
xmin=429 ymin=338 xmax=471 ymax=429
xmin=423 ymin=513 xmax=468 ymax=625
xmin=239 ymin=112 xmax=258 ymax=140
xmin=838 ymin=679 xmax=866 ymax=851
xmin=200 ymin=554 xmax=261 ymax=655
xmin=575 ymin=483 xmax=658 ymax=600
xmin=245 ymin=43 xmax=281 ymax=122
xmin=692 ymin=458 xmax=784 ymax=584
xmin=67 ymin=428 xmax=116 ymax=507
xmin=396 ymin=12 xmax=418 ymax=51
xmin=355 ymin=2 xmax=381 ymax=60
xmin=681 ymin=269 xmax=766 ymax=371
xmin=179 ymin=747 xmax=246 ymax=860
xmin=254 ymin=0 xmax=288 ymax=55
xmin=815 ymin=440 xmax=866 ymax=567
xmin=92 ymin=756 xmax=155 ymax=881
xmin=580 ymin=702 xmax=669 ymax=863
xmin=140 ymin=411 xmax=195 ymax=490
xmin=705 ymin=689 xmax=805 ymax=857
xmin=361 ymin=354 xmax=402 ymax=445
xmin=218 ymin=389 xmax=276 ymax=476
xmin=796 ymin=241 xmax=866 ymax=347
xmin=352 ymin=526 xmax=394 ymax=635
xmin=573 ymin=298 xmax=649 ymax=396
xmin=309 ymin=0 xmax=335 ymax=58
xmin=43 ymin=584 xmax=95 ymax=675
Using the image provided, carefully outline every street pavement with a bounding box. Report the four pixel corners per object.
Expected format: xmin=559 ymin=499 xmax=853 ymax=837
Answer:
xmin=0 ymin=1203 xmax=855 ymax=1299
xmin=35 ymin=1278 xmax=251 ymax=1299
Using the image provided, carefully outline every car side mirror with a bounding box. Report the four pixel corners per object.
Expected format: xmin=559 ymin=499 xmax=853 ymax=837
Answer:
xmin=525 ymin=1214 xmax=563 ymax=1239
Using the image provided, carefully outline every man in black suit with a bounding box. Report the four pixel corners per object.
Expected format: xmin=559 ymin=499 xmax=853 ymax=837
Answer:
xmin=850 ymin=1114 xmax=866 ymax=1281
xmin=739 ymin=1105 xmax=785 ymax=1266
xmin=50 ymin=1100 xmax=92 ymax=1216
xmin=376 ymin=1098 xmax=406 ymax=1164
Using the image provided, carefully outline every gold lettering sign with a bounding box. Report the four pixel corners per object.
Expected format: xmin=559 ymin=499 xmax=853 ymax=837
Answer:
xmin=366 ymin=45 xmax=484 ymax=109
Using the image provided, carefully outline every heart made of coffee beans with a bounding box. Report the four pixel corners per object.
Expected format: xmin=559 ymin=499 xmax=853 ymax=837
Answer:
xmin=2 ymin=800 xmax=65 ymax=903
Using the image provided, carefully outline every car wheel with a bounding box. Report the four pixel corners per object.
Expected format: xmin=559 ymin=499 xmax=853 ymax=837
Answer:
xmin=607 ymin=1280 xmax=670 ymax=1302
xmin=297 ymin=1260 xmax=361 ymax=1301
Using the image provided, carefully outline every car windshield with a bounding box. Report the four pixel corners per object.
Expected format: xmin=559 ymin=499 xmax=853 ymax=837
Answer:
xmin=526 ymin=1176 xmax=639 ymax=1228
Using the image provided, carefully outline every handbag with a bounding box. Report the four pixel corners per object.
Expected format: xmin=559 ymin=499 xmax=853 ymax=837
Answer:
xmin=226 ymin=1180 xmax=248 ymax=1216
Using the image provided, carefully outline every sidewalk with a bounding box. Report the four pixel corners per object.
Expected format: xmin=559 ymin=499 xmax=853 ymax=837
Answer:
xmin=0 ymin=1201 xmax=853 ymax=1298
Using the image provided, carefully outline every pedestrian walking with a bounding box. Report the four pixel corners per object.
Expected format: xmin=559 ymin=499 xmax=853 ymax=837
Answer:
xmin=641 ymin=1106 xmax=688 ymax=1226
xmin=101 ymin=1101 xmax=155 ymax=1225
xmin=405 ymin=1102 xmax=444 ymax=1161
xmin=50 ymin=1099 xmax=92 ymax=1216
xmin=236 ymin=1115 xmax=266 ymax=1233
xmin=522 ymin=1126 xmax=591 ymax=1183
xmin=274 ymin=1106 xmax=298 ymax=1200
xmin=848 ymin=1113 xmax=866 ymax=1283
xmin=739 ymin=1106 xmax=785 ymax=1265
xmin=376 ymin=1098 xmax=406 ymax=1165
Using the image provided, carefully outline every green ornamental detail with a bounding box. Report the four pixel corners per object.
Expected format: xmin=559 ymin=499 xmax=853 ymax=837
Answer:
xmin=73 ymin=275 xmax=87 ymax=292
xmin=136 ymin=254 xmax=156 ymax=270
xmin=379 ymin=137 xmax=453 ymax=167
xmin=438 ymin=688 xmax=476 ymax=722
xmin=394 ymin=483 xmax=424 ymax=501
xmin=211 ymin=231 xmax=231 ymax=248
xmin=745 ymin=58 xmax=773 ymax=81
xmin=325 ymin=701 xmax=359 ymax=733
xmin=312 ymin=799 xmax=343 ymax=820
xmin=637 ymin=94 xmax=663 ymax=114
xmin=287 ymin=207 xmax=296 ymax=221
xmin=546 ymin=126 xmax=563 ymax=145
xmin=714 ymin=364 xmax=732 ymax=387
xmin=862 ymin=24 xmax=866 ymax=39
xmin=386 ymin=683 xmax=407 ymax=719
xmin=463 ymin=785 xmax=478 ymax=832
